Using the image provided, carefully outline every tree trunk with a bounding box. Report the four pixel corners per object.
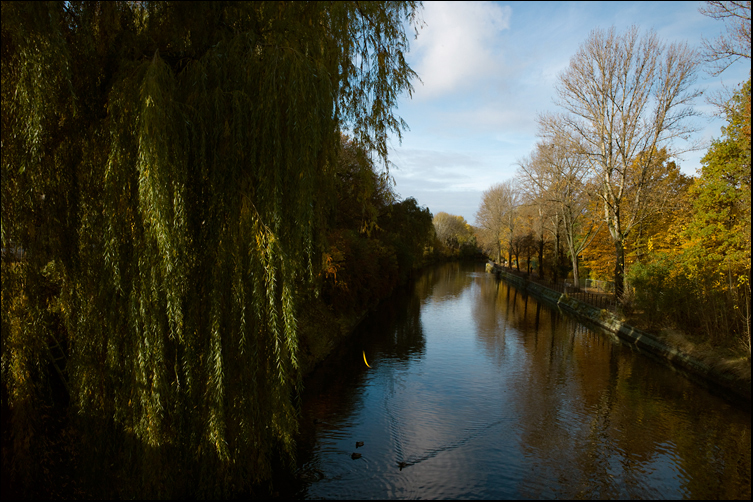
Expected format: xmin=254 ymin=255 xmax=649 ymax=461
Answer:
xmin=571 ymin=253 xmax=580 ymax=290
xmin=614 ymin=238 xmax=625 ymax=299
xmin=526 ymin=247 xmax=532 ymax=275
xmin=553 ymin=228 xmax=561 ymax=283
xmin=537 ymin=237 xmax=544 ymax=279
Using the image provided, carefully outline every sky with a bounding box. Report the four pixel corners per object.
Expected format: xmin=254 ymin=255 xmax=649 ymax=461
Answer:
xmin=386 ymin=1 xmax=751 ymax=226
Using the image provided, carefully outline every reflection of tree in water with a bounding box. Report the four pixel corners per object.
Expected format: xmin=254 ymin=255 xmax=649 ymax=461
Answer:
xmin=507 ymin=296 xmax=648 ymax=498
xmin=299 ymin=263 xmax=478 ymax=424
xmin=472 ymin=274 xmax=513 ymax=364
xmin=371 ymin=261 xmax=479 ymax=361
xmin=606 ymin=354 xmax=752 ymax=500
xmin=415 ymin=262 xmax=475 ymax=303
xmin=360 ymin=282 xmax=425 ymax=362
xmin=294 ymin=266 xmax=432 ymax=480
xmin=486 ymin=282 xmax=751 ymax=499
xmin=473 ymin=276 xmax=571 ymax=366
xmin=297 ymin=267 xmax=751 ymax=499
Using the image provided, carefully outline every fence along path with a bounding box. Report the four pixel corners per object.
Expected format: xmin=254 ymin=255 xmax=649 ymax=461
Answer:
xmin=488 ymin=263 xmax=616 ymax=312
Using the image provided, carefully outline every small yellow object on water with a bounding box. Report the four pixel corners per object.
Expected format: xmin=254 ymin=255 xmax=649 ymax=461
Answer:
xmin=363 ymin=350 xmax=371 ymax=368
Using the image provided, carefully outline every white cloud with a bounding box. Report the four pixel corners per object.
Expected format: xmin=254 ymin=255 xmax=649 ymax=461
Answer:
xmin=411 ymin=1 xmax=512 ymax=99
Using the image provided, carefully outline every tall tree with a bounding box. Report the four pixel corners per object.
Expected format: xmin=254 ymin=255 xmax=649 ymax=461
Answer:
xmin=476 ymin=181 xmax=519 ymax=266
xmin=518 ymin=130 xmax=597 ymax=289
xmin=1 ymin=1 xmax=420 ymax=496
xmin=681 ymin=78 xmax=751 ymax=347
xmin=548 ymin=26 xmax=700 ymax=298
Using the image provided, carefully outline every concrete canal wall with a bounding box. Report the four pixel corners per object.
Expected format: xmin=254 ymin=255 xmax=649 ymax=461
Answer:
xmin=487 ymin=263 xmax=751 ymax=403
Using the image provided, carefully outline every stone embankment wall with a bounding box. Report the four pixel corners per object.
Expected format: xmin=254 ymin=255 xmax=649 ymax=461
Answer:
xmin=486 ymin=262 xmax=751 ymax=403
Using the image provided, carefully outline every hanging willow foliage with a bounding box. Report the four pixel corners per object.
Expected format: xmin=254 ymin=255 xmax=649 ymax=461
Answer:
xmin=1 ymin=1 xmax=420 ymax=496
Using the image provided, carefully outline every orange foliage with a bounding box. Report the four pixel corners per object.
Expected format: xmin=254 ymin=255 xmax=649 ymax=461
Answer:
xmin=581 ymin=152 xmax=693 ymax=284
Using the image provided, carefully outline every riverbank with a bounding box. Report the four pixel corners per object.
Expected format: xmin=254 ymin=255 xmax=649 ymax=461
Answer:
xmin=487 ymin=262 xmax=751 ymax=404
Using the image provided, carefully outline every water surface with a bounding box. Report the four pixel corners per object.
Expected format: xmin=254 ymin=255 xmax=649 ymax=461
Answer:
xmin=290 ymin=262 xmax=750 ymax=499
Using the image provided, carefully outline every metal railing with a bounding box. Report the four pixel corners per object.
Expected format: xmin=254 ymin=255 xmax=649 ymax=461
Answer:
xmin=492 ymin=264 xmax=616 ymax=312
xmin=584 ymin=278 xmax=614 ymax=293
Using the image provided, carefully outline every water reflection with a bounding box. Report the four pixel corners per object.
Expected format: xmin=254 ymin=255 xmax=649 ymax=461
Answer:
xmin=290 ymin=262 xmax=750 ymax=499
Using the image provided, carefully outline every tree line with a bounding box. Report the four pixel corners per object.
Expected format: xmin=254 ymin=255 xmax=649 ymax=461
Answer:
xmin=475 ymin=5 xmax=750 ymax=356
xmin=430 ymin=211 xmax=481 ymax=259
xmin=1 ymin=1 xmax=432 ymax=497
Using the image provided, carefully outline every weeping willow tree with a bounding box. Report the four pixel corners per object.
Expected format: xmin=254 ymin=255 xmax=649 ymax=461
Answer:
xmin=1 ymin=1 xmax=420 ymax=496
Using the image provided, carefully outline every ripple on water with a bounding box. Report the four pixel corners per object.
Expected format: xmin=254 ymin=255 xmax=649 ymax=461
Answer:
xmin=295 ymin=263 xmax=751 ymax=500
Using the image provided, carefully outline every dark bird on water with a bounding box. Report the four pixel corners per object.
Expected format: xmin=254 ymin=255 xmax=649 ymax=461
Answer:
xmin=351 ymin=452 xmax=362 ymax=460
xmin=356 ymin=441 xmax=364 ymax=448
xmin=398 ymin=461 xmax=408 ymax=470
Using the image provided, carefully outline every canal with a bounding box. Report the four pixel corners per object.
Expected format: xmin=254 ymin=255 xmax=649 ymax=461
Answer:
xmin=287 ymin=262 xmax=751 ymax=499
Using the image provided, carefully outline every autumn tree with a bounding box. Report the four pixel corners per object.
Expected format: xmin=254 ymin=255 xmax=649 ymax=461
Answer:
xmin=475 ymin=181 xmax=520 ymax=266
xmin=510 ymin=203 xmax=540 ymax=274
xmin=1 ymin=1 xmax=421 ymax=497
xmin=549 ymin=26 xmax=700 ymax=298
xmin=680 ymin=78 xmax=751 ymax=347
xmin=319 ymin=136 xmax=433 ymax=313
xmin=514 ymin=178 xmax=551 ymax=278
xmin=476 ymin=185 xmax=508 ymax=263
xmin=518 ymin=130 xmax=597 ymax=288
xmin=585 ymin=155 xmax=692 ymax=287
xmin=432 ymin=212 xmax=476 ymax=255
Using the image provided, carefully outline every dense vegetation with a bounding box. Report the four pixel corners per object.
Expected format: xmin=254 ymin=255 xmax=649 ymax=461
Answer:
xmin=1 ymin=1 xmax=431 ymax=498
xmin=430 ymin=211 xmax=481 ymax=260
xmin=627 ymin=78 xmax=750 ymax=347
xmin=319 ymin=135 xmax=434 ymax=316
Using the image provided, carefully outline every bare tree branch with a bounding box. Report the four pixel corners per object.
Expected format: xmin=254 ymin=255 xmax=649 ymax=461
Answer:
xmin=699 ymin=1 xmax=751 ymax=76
xmin=552 ymin=26 xmax=700 ymax=297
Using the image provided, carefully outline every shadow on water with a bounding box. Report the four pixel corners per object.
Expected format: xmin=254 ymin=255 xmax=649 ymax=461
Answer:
xmin=286 ymin=275 xmax=429 ymax=497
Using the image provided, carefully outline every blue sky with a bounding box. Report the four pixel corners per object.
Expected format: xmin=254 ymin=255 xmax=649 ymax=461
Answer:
xmin=386 ymin=1 xmax=751 ymax=225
